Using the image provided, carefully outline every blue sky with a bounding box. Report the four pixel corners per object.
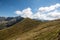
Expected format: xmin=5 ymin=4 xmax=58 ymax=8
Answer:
xmin=0 ymin=0 xmax=60 ymax=20
xmin=0 ymin=0 xmax=60 ymax=17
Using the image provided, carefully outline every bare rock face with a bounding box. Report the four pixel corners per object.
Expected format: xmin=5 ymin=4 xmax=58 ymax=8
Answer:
xmin=0 ymin=16 xmax=24 ymax=30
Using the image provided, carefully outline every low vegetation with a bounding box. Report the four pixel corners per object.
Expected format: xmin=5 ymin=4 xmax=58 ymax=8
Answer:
xmin=0 ymin=18 xmax=60 ymax=40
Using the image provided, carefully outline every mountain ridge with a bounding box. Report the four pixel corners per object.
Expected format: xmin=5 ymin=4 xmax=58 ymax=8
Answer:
xmin=0 ymin=18 xmax=60 ymax=40
xmin=0 ymin=18 xmax=41 ymax=40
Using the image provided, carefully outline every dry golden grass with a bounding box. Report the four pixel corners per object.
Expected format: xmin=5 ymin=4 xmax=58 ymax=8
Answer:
xmin=0 ymin=18 xmax=41 ymax=40
xmin=0 ymin=18 xmax=60 ymax=40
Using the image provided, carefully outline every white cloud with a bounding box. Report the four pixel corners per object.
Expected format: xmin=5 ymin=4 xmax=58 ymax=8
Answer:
xmin=15 ymin=3 xmax=60 ymax=20
xmin=21 ymin=8 xmax=33 ymax=18
xmin=47 ymin=10 xmax=60 ymax=19
xmin=15 ymin=11 xmax=22 ymax=15
xmin=39 ymin=3 xmax=60 ymax=12
xmin=15 ymin=8 xmax=33 ymax=18
xmin=33 ymin=10 xmax=60 ymax=20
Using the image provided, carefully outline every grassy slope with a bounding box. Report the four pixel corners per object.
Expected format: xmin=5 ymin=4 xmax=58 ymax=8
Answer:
xmin=0 ymin=18 xmax=41 ymax=40
xmin=0 ymin=18 xmax=60 ymax=40
xmin=12 ymin=21 xmax=60 ymax=40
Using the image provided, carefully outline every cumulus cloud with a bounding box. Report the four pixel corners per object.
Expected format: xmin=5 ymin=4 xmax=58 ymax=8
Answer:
xmin=15 ymin=11 xmax=22 ymax=15
xmin=39 ymin=3 xmax=60 ymax=12
xmin=21 ymin=8 xmax=33 ymax=18
xmin=15 ymin=3 xmax=60 ymax=20
xmin=15 ymin=8 xmax=33 ymax=18
xmin=37 ymin=10 xmax=60 ymax=20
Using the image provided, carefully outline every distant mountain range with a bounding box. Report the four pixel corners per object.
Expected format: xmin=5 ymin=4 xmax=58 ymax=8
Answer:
xmin=0 ymin=16 xmax=24 ymax=29
xmin=0 ymin=16 xmax=48 ymax=30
